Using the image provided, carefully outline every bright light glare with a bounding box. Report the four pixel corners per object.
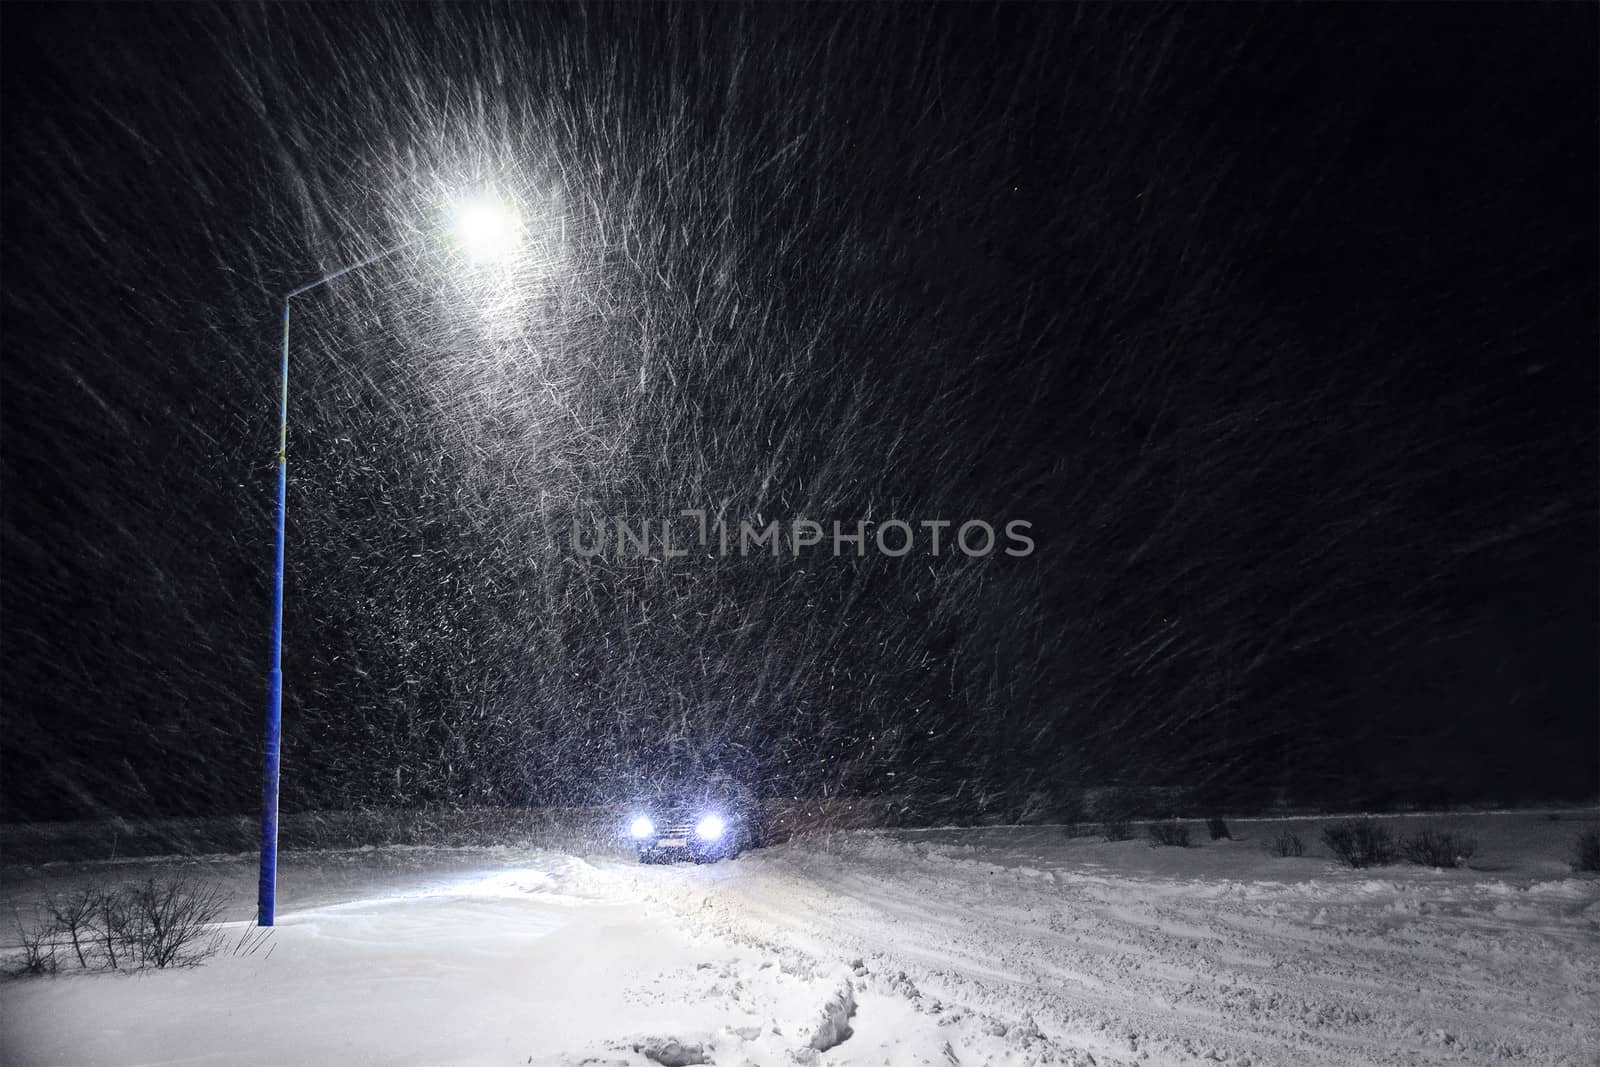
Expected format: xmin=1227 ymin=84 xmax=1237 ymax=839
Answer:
xmin=629 ymin=815 xmax=655 ymax=839
xmin=452 ymin=192 xmax=522 ymax=263
xmin=696 ymin=814 xmax=726 ymax=841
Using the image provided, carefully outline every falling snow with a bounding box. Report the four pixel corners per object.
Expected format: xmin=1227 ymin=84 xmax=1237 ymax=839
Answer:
xmin=2 ymin=5 xmax=1594 ymax=821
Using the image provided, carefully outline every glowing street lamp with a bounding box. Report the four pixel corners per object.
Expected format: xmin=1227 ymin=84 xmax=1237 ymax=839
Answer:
xmin=451 ymin=190 xmax=524 ymax=264
xmin=258 ymin=190 xmax=522 ymax=926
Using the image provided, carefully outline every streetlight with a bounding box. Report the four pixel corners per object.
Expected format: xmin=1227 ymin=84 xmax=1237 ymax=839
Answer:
xmin=453 ymin=189 xmax=523 ymax=264
xmin=259 ymin=192 xmax=522 ymax=926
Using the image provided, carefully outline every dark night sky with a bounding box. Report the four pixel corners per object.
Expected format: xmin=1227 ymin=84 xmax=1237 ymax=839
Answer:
xmin=2 ymin=3 xmax=1596 ymax=821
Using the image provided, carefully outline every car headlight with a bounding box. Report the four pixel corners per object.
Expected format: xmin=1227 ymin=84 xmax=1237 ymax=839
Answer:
xmin=629 ymin=815 xmax=655 ymax=839
xmin=696 ymin=814 xmax=726 ymax=841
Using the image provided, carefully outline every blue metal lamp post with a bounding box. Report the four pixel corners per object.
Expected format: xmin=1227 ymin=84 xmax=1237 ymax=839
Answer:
xmin=259 ymin=190 xmax=522 ymax=926
xmin=260 ymin=245 xmax=411 ymax=927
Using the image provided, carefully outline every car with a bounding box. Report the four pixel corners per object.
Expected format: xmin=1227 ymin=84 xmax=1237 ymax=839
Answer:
xmin=626 ymin=774 xmax=762 ymax=863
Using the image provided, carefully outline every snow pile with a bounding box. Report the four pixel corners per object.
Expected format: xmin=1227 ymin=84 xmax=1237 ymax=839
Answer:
xmin=803 ymin=978 xmax=856 ymax=1051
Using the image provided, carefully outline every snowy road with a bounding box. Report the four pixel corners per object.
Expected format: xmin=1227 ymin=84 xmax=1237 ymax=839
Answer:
xmin=3 ymin=814 xmax=1597 ymax=1066
xmin=685 ymin=825 xmax=1600 ymax=1065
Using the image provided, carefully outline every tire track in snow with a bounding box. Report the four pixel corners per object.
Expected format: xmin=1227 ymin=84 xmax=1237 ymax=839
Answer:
xmin=664 ymin=833 xmax=1600 ymax=1066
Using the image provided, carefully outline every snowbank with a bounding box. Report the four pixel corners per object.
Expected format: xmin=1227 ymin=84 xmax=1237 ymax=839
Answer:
xmin=2 ymin=811 xmax=1596 ymax=1065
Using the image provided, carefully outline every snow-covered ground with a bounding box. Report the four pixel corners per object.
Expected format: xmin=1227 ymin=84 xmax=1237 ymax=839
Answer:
xmin=2 ymin=812 xmax=1597 ymax=1066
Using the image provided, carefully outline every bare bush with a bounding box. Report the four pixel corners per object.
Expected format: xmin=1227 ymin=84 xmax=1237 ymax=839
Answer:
xmin=14 ymin=918 xmax=58 ymax=976
xmin=1400 ymin=827 xmax=1477 ymax=868
xmin=1321 ymin=818 xmax=1396 ymax=868
xmin=9 ymin=877 xmax=232 ymax=978
xmin=44 ymin=888 xmax=98 ymax=969
xmin=131 ymin=877 xmax=229 ymax=968
xmin=97 ymin=887 xmax=132 ymax=970
xmin=1572 ymin=828 xmax=1600 ymax=873
xmin=1265 ymin=829 xmax=1305 ymax=857
xmin=229 ymin=922 xmax=275 ymax=959
xmin=1147 ymin=821 xmax=1190 ymax=847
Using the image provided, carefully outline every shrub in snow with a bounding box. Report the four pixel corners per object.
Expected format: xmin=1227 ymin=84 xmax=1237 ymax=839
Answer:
xmin=13 ymin=919 xmax=58 ymax=975
xmin=131 ymin=877 xmax=229 ymax=968
xmin=96 ymin=886 xmax=132 ymax=970
xmin=10 ymin=877 xmax=234 ymax=976
xmin=1400 ymin=827 xmax=1477 ymax=868
xmin=1321 ymin=818 xmax=1397 ymax=868
xmin=1207 ymin=817 xmax=1231 ymax=840
xmin=45 ymin=887 xmax=99 ymax=969
xmin=1265 ymin=829 xmax=1304 ymax=858
xmin=1572 ymin=829 xmax=1600 ymax=872
xmin=1147 ymin=821 xmax=1190 ymax=847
